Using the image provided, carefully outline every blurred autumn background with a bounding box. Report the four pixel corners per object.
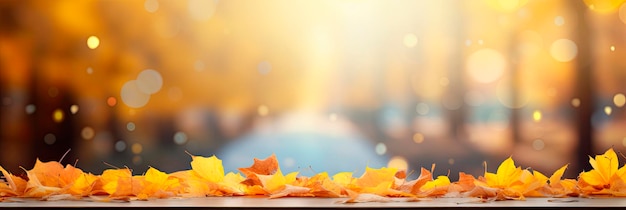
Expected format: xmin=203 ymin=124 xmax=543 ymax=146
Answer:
xmin=1 ymin=0 xmax=626 ymax=180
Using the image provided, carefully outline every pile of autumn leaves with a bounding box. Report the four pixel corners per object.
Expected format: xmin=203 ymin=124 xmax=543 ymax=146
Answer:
xmin=2 ymin=148 xmax=626 ymax=202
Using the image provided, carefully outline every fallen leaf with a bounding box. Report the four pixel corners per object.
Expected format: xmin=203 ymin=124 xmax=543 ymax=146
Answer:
xmin=239 ymin=154 xmax=279 ymax=186
xmin=578 ymin=148 xmax=626 ymax=196
xmin=0 ymin=166 xmax=26 ymax=196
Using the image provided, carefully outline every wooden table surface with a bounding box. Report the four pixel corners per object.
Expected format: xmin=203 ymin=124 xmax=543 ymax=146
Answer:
xmin=1 ymin=197 xmax=626 ymax=209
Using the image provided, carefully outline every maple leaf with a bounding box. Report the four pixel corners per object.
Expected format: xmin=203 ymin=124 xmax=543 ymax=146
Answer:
xmin=66 ymin=172 xmax=98 ymax=196
xmin=419 ymin=175 xmax=450 ymax=197
xmin=473 ymin=157 xmax=525 ymax=200
xmin=578 ymin=148 xmax=626 ymax=196
xmin=350 ymin=166 xmax=413 ymax=197
xmin=543 ymin=164 xmax=578 ymax=197
xmin=304 ymin=172 xmax=344 ymax=197
xmin=332 ymin=172 xmax=354 ymax=187
xmin=239 ymin=154 xmax=279 ymax=186
xmin=136 ymin=167 xmax=180 ymax=199
xmin=21 ymin=166 xmax=62 ymax=198
xmin=448 ymin=172 xmax=476 ymax=195
xmin=100 ymin=168 xmax=142 ymax=198
xmin=258 ymin=168 xmax=298 ymax=193
xmin=189 ymin=154 xmax=224 ymax=183
xmin=27 ymin=159 xmax=65 ymax=188
xmin=219 ymin=172 xmax=247 ymax=195
xmin=512 ymin=169 xmax=547 ymax=197
xmin=0 ymin=165 xmax=27 ymax=197
xmin=407 ymin=166 xmax=434 ymax=194
xmin=354 ymin=166 xmax=397 ymax=190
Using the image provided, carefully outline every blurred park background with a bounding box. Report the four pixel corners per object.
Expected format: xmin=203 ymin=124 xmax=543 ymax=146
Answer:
xmin=1 ymin=0 xmax=626 ymax=179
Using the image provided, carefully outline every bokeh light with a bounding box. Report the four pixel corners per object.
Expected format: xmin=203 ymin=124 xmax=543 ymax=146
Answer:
xmin=532 ymin=110 xmax=542 ymax=122
xmin=107 ymin=96 xmax=117 ymax=107
xmin=121 ymin=80 xmax=151 ymax=108
xmin=375 ymin=142 xmax=387 ymax=155
xmin=604 ymin=106 xmax=613 ymax=116
xmin=571 ymin=98 xmax=581 ymax=108
xmin=44 ymin=133 xmax=56 ymax=145
xmin=173 ymin=131 xmax=188 ymax=145
xmin=550 ymin=39 xmax=578 ymax=62
xmin=87 ymin=35 xmax=100 ymax=49
xmin=52 ymin=109 xmax=64 ymax=123
xmin=466 ymin=48 xmax=506 ymax=84
xmin=554 ymin=16 xmax=564 ymax=26
xmin=532 ymin=139 xmax=545 ymax=151
xmin=25 ymin=104 xmax=36 ymax=114
xmin=126 ymin=122 xmax=136 ymax=132
xmin=132 ymin=143 xmax=143 ymax=154
xmin=387 ymin=156 xmax=408 ymax=171
xmin=614 ymin=93 xmax=626 ymax=107
xmin=81 ymin=126 xmax=95 ymax=140
xmin=412 ymin=133 xmax=424 ymax=144
xmin=70 ymin=104 xmax=79 ymax=114
xmin=415 ymin=103 xmax=430 ymax=115
xmin=136 ymin=69 xmax=163 ymax=95
xmin=115 ymin=140 xmax=127 ymax=152
xmin=133 ymin=155 xmax=142 ymax=165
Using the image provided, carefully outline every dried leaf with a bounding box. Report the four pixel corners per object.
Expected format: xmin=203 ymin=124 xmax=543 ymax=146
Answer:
xmin=239 ymin=154 xmax=279 ymax=186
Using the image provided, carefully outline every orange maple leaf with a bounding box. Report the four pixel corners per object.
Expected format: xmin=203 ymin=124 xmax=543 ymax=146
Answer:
xmin=239 ymin=154 xmax=279 ymax=187
xmin=448 ymin=172 xmax=476 ymax=195
xmin=0 ymin=166 xmax=27 ymax=197
xmin=304 ymin=172 xmax=344 ymax=197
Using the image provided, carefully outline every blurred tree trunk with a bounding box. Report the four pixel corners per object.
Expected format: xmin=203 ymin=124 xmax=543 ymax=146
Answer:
xmin=448 ymin=0 xmax=467 ymax=141
xmin=572 ymin=2 xmax=594 ymax=173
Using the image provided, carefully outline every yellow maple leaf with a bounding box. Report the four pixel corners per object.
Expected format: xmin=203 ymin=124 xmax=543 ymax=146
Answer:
xmin=419 ymin=175 xmax=450 ymax=196
xmin=511 ymin=169 xmax=547 ymax=197
xmin=137 ymin=167 xmax=180 ymax=199
xmin=484 ymin=157 xmax=523 ymax=189
xmin=474 ymin=157 xmax=526 ymax=200
xmin=332 ymin=172 xmax=354 ymax=187
xmin=101 ymin=168 xmax=137 ymax=197
xmin=189 ymin=154 xmax=224 ymax=183
xmin=67 ymin=172 xmax=98 ymax=196
xmin=258 ymin=168 xmax=298 ymax=193
xmin=219 ymin=172 xmax=247 ymax=195
xmin=545 ymin=164 xmax=578 ymax=197
xmin=578 ymin=148 xmax=626 ymax=196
